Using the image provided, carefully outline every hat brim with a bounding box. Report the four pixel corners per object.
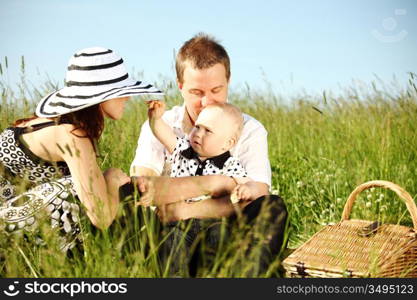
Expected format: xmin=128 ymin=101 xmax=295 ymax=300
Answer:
xmin=35 ymin=79 xmax=164 ymax=117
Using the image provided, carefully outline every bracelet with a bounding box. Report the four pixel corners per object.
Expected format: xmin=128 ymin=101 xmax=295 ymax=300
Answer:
xmin=230 ymin=176 xmax=239 ymax=185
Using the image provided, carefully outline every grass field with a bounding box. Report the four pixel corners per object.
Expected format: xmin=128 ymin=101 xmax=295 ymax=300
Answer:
xmin=1 ymin=64 xmax=416 ymax=277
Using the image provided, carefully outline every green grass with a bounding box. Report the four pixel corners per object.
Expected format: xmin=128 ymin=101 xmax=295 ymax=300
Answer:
xmin=1 ymin=61 xmax=416 ymax=277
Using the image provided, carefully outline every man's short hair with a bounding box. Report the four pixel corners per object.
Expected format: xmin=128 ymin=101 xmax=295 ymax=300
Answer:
xmin=176 ymin=32 xmax=231 ymax=84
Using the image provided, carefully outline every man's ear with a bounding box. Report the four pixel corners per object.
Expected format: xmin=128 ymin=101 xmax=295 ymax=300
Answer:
xmin=177 ymin=79 xmax=183 ymax=90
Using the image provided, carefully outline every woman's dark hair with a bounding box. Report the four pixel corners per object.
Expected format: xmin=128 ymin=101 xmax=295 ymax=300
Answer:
xmin=13 ymin=104 xmax=104 ymax=153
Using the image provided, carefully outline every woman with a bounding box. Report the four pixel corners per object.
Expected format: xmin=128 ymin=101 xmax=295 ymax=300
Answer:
xmin=0 ymin=47 xmax=163 ymax=250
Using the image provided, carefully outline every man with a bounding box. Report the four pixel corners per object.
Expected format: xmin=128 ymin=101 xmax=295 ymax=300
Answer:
xmin=130 ymin=33 xmax=287 ymax=275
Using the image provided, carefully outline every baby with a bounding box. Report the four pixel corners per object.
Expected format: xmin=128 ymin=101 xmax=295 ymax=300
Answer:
xmin=146 ymin=100 xmax=256 ymax=204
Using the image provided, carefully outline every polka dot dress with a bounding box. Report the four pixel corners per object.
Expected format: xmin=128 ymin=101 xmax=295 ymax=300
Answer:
xmin=0 ymin=125 xmax=81 ymax=251
xmin=0 ymin=128 xmax=70 ymax=194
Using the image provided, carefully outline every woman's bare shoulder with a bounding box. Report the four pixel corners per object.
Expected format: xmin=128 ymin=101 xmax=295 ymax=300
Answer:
xmin=17 ymin=118 xmax=83 ymax=136
xmin=55 ymin=124 xmax=90 ymax=147
xmin=58 ymin=123 xmax=85 ymax=135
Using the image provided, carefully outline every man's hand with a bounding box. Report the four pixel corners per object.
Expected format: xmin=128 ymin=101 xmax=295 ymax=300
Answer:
xmin=155 ymin=202 xmax=188 ymax=223
xmin=147 ymin=100 xmax=165 ymax=120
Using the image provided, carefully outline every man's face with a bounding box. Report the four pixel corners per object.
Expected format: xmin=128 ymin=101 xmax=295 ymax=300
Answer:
xmin=178 ymin=61 xmax=229 ymax=124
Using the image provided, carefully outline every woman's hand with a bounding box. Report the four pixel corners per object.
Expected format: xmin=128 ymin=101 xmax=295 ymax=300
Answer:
xmin=132 ymin=176 xmax=156 ymax=207
xmin=103 ymin=168 xmax=131 ymax=187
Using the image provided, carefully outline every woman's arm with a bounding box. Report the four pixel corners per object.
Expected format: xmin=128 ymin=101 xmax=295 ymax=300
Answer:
xmin=57 ymin=127 xmax=130 ymax=229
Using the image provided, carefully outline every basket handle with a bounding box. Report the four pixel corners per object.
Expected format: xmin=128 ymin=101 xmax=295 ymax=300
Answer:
xmin=341 ymin=180 xmax=417 ymax=230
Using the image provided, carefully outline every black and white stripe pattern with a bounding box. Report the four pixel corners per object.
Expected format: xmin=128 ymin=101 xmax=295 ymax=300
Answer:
xmin=36 ymin=47 xmax=163 ymax=117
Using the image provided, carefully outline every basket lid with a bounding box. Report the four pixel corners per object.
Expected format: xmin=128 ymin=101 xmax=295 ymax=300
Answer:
xmin=283 ymin=220 xmax=416 ymax=277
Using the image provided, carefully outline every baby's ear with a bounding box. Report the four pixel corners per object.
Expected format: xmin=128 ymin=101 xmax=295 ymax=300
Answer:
xmin=226 ymin=136 xmax=237 ymax=149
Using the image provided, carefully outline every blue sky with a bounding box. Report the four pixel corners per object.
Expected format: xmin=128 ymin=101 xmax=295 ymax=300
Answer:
xmin=0 ymin=0 xmax=416 ymax=98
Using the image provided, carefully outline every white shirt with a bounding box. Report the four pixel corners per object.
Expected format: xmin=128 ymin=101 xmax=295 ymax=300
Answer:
xmin=130 ymin=105 xmax=271 ymax=187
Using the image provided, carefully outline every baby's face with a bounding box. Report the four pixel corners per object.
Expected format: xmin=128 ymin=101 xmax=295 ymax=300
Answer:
xmin=189 ymin=107 xmax=236 ymax=158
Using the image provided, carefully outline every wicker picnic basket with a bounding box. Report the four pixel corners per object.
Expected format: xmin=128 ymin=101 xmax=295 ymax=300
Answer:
xmin=283 ymin=180 xmax=417 ymax=278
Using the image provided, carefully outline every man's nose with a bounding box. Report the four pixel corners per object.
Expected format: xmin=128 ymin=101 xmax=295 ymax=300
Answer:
xmin=201 ymin=95 xmax=215 ymax=107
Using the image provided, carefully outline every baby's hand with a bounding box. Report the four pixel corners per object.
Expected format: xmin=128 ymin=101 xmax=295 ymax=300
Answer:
xmin=231 ymin=183 xmax=253 ymax=203
xmin=147 ymin=100 xmax=165 ymax=120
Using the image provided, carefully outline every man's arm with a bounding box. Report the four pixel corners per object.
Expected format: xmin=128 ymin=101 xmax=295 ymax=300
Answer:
xmin=134 ymin=175 xmax=268 ymax=220
xmin=234 ymin=117 xmax=272 ymax=197
xmin=133 ymin=175 xmax=237 ymax=206
xmin=157 ymin=192 xmax=261 ymax=222
xmin=247 ymin=181 xmax=269 ymax=199
xmin=157 ymin=195 xmax=236 ymax=222
xmin=160 ymin=182 xmax=268 ymax=222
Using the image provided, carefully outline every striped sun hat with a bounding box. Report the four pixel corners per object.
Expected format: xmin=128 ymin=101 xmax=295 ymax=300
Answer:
xmin=36 ymin=47 xmax=164 ymax=117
